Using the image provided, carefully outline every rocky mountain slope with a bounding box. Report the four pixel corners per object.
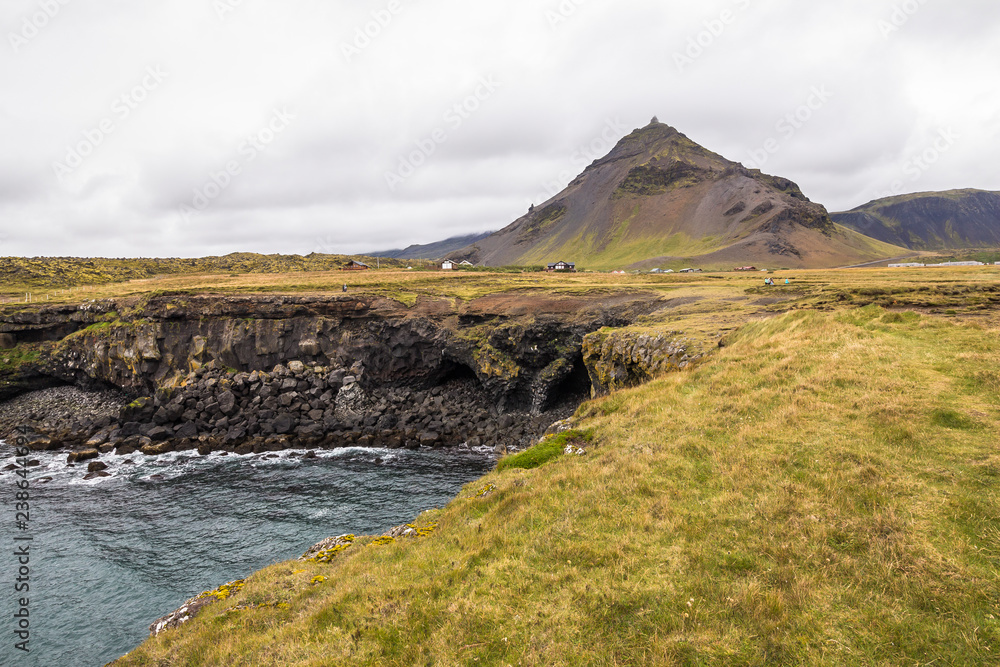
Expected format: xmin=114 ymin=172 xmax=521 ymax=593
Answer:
xmin=832 ymin=189 xmax=1000 ymax=250
xmin=452 ymin=120 xmax=902 ymax=270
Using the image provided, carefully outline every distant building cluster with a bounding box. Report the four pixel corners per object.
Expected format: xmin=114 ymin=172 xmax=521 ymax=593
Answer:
xmin=440 ymin=259 xmax=474 ymax=270
xmin=888 ymin=261 xmax=991 ymax=268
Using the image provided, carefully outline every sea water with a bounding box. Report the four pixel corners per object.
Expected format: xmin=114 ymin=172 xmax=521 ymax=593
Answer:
xmin=0 ymin=441 xmax=494 ymax=666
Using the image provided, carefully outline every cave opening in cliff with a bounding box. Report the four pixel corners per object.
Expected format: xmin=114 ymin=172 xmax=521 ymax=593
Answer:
xmin=437 ymin=361 xmax=480 ymax=386
xmin=14 ymin=324 xmax=82 ymax=344
xmin=542 ymin=355 xmax=592 ymax=412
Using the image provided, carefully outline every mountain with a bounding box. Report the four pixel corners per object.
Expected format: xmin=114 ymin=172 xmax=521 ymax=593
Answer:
xmin=832 ymin=189 xmax=1000 ymax=250
xmin=369 ymin=232 xmax=494 ymax=260
xmin=452 ymin=120 xmax=903 ymax=270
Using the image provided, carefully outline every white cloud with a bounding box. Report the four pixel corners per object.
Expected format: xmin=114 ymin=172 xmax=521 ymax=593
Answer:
xmin=0 ymin=0 xmax=997 ymax=256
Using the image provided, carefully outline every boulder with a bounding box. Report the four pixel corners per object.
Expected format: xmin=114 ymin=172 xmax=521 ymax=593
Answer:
xmin=147 ymin=426 xmax=172 ymax=442
xmin=121 ymin=435 xmax=153 ymax=453
xmin=299 ymin=339 xmax=322 ymax=356
xmin=88 ymin=461 xmax=108 ymax=473
xmin=288 ymin=360 xmax=306 ymax=374
xmin=141 ymin=442 xmax=174 ymax=456
xmin=26 ymin=432 xmax=59 ymax=452
xmin=85 ymin=429 xmax=111 ymax=448
xmin=218 ymin=391 xmax=237 ymax=415
xmin=67 ymin=449 xmax=100 ymax=464
xmin=272 ymin=414 xmax=296 ymax=435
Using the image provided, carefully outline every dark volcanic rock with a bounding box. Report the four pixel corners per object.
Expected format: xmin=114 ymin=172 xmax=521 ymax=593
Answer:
xmin=67 ymin=449 xmax=100 ymax=464
xmin=0 ymin=291 xmax=676 ymax=455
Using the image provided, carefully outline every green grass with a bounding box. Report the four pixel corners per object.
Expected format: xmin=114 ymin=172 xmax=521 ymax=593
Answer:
xmin=113 ymin=304 xmax=1000 ymax=665
xmin=496 ymin=430 xmax=594 ymax=471
xmin=0 ymin=345 xmax=40 ymax=371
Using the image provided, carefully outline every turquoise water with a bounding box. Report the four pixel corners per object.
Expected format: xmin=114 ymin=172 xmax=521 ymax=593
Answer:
xmin=0 ymin=442 xmax=494 ymax=666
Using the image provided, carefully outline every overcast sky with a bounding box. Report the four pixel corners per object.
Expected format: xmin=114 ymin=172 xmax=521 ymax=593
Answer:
xmin=1 ymin=0 xmax=998 ymax=258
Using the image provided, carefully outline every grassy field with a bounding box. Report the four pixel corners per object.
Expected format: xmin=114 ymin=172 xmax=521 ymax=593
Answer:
xmin=107 ymin=282 xmax=1000 ymax=664
xmin=0 ymin=253 xmax=428 ymax=300
xmin=6 ymin=261 xmax=1000 ymax=313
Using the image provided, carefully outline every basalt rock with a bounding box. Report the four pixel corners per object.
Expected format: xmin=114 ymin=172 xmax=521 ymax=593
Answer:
xmin=67 ymin=449 xmax=100 ymax=464
xmin=583 ymin=330 xmax=705 ymax=397
xmin=1 ymin=292 xmax=698 ymax=453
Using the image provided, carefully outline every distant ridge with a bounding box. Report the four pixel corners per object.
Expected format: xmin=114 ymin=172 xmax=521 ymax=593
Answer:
xmin=832 ymin=189 xmax=1000 ymax=250
xmin=369 ymin=232 xmax=494 ymax=260
xmin=452 ymin=120 xmax=903 ymax=270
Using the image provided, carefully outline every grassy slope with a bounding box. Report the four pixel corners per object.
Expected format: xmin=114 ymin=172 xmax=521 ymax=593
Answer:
xmin=115 ymin=305 xmax=1000 ymax=666
xmin=840 ymin=188 xmax=997 ymax=213
xmin=507 ymin=218 xmax=905 ymax=271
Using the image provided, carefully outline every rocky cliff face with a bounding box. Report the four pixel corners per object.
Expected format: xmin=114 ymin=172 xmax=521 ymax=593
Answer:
xmin=583 ymin=330 xmax=704 ymax=397
xmin=1 ymin=292 xmax=684 ymax=455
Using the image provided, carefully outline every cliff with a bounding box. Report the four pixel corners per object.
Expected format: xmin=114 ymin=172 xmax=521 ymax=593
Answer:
xmin=0 ymin=291 xmax=703 ymax=456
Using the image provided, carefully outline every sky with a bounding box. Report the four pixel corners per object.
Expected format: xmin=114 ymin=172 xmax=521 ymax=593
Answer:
xmin=1 ymin=0 xmax=998 ymax=258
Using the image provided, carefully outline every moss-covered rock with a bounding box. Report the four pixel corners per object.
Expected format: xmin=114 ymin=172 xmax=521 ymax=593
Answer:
xmin=582 ymin=329 xmax=704 ymax=396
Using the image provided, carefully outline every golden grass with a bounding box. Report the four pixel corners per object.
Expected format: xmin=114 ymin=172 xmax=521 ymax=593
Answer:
xmin=114 ymin=305 xmax=1000 ymax=666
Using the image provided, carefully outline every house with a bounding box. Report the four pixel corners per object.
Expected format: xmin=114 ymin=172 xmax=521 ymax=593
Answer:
xmin=733 ymin=266 xmax=758 ymax=272
xmin=460 ymin=260 xmax=474 ymax=267
xmin=341 ymin=261 xmax=370 ymax=271
xmin=546 ymin=261 xmax=577 ymax=272
xmin=679 ymin=268 xmax=695 ymax=273
xmin=441 ymin=259 xmax=458 ymax=271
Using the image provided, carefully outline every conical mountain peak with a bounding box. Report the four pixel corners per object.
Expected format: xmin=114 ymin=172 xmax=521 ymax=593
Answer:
xmin=453 ymin=120 xmax=903 ymax=270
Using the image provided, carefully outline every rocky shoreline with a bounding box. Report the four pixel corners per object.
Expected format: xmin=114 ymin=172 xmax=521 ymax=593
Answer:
xmin=0 ymin=292 xmax=703 ymax=465
xmin=0 ymin=385 xmax=128 ymax=439
xmin=2 ymin=358 xmax=582 ymax=464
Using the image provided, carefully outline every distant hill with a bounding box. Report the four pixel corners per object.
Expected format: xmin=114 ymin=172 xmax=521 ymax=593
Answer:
xmin=369 ymin=232 xmax=494 ymax=260
xmin=832 ymin=190 xmax=1000 ymax=250
xmin=451 ymin=120 xmax=903 ymax=270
